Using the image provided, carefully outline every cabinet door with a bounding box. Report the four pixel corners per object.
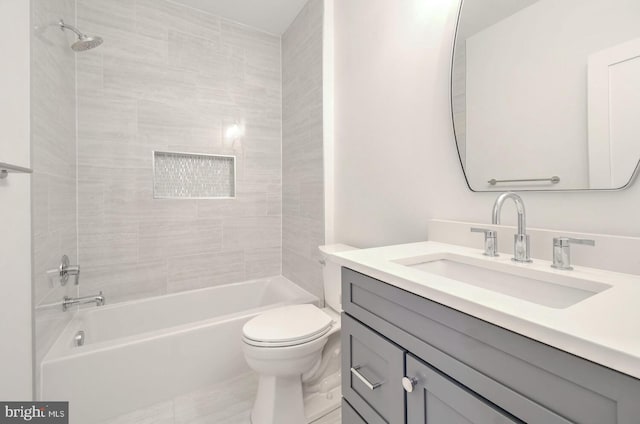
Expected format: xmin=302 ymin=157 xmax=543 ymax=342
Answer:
xmin=406 ymin=354 xmax=521 ymax=424
xmin=342 ymin=313 xmax=405 ymax=424
xmin=342 ymin=399 xmax=367 ymax=424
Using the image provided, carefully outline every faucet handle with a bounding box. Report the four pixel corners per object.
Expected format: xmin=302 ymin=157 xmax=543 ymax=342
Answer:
xmin=59 ymin=255 xmax=81 ymax=286
xmin=551 ymin=237 xmax=595 ymax=270
xmin=553 ymin=237 xmax=596 ymax=247
xmin=470 ymin=228 xmax=499 ymax=257
xmin=471 ymin=227 xmax=496 ymax=236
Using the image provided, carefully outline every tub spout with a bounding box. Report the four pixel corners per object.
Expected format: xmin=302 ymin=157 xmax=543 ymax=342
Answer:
xmin=63 ymin=291 xmax=105 ymax=312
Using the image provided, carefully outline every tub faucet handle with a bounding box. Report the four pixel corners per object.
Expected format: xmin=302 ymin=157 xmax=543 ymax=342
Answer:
xmin=59 ymin=255 xmax=81 ymax=286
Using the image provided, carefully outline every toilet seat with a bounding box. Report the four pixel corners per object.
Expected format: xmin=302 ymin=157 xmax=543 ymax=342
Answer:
xmin=243 ymin=305 xmax=334 ymax=348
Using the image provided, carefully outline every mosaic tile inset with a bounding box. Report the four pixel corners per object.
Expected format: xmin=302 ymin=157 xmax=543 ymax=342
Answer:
xmin=153 ymin=151 xmax=236 ymax=199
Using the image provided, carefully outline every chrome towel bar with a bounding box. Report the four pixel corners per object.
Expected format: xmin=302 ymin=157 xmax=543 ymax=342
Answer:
xmin=488 ymin=176 xmax=560 ymax=186
xmin=0 ymin=162 xmax=33 ymax=179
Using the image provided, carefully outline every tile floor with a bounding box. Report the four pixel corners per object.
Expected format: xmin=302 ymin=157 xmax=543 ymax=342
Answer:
xmin=97 ymin=372 xmax=341 ymax=424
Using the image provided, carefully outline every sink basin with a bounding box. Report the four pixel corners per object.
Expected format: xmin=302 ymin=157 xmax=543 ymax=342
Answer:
xmin=393 ymin=253 xmax=611 ymax=309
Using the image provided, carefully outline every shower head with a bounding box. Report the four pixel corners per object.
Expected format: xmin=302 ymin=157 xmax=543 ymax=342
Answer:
xmin=71 ymin=35 xmax=103 ymax=52
xmin=58 ymin=19 xmax=103 ymax=52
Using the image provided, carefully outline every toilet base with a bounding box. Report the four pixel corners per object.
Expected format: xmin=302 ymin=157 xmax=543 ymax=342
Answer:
xmin=249 ymin=375 xmax=341 ymax=424
xmin=251 ymin=375 xmax=306 ymax=424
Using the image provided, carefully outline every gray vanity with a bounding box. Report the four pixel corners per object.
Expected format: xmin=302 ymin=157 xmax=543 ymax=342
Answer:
xmin=340 ymin=267 xmax=640 ymax=424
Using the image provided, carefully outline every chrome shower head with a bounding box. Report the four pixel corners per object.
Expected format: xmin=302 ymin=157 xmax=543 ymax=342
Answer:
xmin=59 ymin=19 xmax=103 ymax=52
xmin=71 ymin=35 xmax=103 ymax=52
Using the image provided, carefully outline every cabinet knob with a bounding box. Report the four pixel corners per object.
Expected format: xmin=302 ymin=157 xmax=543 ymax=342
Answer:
xmin=402 ymin=376 xmax=418 ymax=393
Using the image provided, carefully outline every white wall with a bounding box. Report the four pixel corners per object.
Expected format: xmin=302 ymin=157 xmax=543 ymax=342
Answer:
xmin=333 ymin=0 xmax=640 ymax=249
xmin=0 ymin=0 xmax=33 ymax=399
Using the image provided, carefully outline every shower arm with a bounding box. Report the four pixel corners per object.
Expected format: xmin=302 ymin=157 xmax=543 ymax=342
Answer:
xmin=59 ymin=20 xmax=85 ymax=38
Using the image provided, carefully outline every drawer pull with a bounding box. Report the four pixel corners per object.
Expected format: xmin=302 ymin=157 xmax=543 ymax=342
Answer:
xmin=351 ymin=366 xmax=382 ymax=390
xmin=402 ymin=376 xmax=418 ymax=393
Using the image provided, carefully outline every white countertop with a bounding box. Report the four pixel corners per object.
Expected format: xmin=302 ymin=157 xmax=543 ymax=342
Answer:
xmin=330 ymin=241 xmax=640 ymax=380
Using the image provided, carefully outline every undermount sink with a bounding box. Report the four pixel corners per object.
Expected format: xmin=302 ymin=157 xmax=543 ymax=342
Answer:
xmin=393 ymin=253 xmax=611 ymax=309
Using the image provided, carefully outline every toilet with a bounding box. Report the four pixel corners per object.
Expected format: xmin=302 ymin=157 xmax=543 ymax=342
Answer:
xmin=242 ymin=244 xmax=356 ymax=424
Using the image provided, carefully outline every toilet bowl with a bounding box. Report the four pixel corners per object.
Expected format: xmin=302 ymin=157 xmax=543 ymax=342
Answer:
xmin=242 ymin=244 xmax=356 ymax=424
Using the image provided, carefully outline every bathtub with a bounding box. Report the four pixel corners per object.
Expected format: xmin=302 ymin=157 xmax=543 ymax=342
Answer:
xmin=40 ymin=276 xmax=318 ymax=424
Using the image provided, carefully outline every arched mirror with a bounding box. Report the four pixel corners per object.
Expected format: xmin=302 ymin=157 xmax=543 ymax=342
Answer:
xmin=452 ymin=0 xmax=640 ymax=191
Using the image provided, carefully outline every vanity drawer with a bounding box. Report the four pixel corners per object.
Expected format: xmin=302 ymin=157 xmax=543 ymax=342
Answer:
xmin=341 ymin=313 xmax=405 ymax=424
xmin=342 ymin=267 xmax=640 ymax=424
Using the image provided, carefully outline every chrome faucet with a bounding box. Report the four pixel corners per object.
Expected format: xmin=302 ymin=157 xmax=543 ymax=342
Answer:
xmin=491 ymin=192 xmax=532 ymax=263
xmin=62 ymin=292 xmax=105 ymax=312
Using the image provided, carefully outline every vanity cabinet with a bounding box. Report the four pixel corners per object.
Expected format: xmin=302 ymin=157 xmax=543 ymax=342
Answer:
xmin=341 ymin=267 xmax=640 ymax=424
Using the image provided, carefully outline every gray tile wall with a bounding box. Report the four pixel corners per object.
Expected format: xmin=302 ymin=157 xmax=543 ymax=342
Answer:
xmin=282 ymin=0 xmax=325 ymax=300
xmin=76 ymin=0 xmax=282 ymax=303
xmin=31 ymin=0 xmax=78 ymax=395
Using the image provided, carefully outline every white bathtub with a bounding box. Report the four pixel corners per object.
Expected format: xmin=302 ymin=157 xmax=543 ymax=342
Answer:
xmin=40 ymin=276 xmax=318 ymax=424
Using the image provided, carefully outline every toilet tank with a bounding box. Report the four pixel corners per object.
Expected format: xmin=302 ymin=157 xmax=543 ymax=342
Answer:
xmin=319 ymin=244 xmax=358 ymax=312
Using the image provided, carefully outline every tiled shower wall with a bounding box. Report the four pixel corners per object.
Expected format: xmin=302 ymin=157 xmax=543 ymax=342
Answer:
xmin=76 ymin=0 xmax=282 ymax=302
xmin=282 ymin=0 xmax=325 ymax=300
xmin=31 ymin=0 xmax=78 ymax=389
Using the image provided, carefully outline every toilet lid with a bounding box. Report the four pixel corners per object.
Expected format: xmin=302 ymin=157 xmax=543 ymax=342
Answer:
xmin=243 ymin=305 xmax=333 ymax=346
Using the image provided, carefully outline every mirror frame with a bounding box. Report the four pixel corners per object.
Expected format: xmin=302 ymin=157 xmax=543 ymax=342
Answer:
xmin=449 ymin=0 xmax=640 ymax=193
